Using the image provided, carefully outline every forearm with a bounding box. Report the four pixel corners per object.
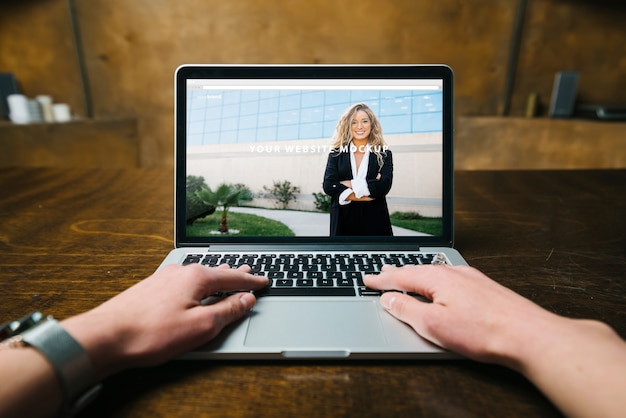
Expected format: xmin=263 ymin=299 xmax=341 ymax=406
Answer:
xmin=341 ymin=191 xmax=373 ymax=202
xmin=508 ymin=316 xmax=626 ymax=418
xmin=0 ymin=347 xmax=62 ymax=418
xmin=338 ymin=185 xmax=373 ymax=204
xmin=322 ymin=156 xmax=347 ymax=197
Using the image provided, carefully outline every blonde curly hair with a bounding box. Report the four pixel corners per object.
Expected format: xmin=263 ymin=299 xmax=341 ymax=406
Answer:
xmin=331 ymin=103 xmax=388 ymax=168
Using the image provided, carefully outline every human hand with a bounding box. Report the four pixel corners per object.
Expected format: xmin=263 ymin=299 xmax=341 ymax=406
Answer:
xmin=339 ymin=180 xmax=373 ymax=201
xmin=62 ymin=264 xmax=268 ymax=379
xmin=363 ymin=264 xmax=556 ymax=367
xmin=366 ymin=264 xmax=626 ymax=418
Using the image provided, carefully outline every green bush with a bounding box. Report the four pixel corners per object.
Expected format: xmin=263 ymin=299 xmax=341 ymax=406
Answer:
xmin=312 ymin=192 xmax=331 ymax=212
xmin=261 ymin=180 xmax=301 ymax=209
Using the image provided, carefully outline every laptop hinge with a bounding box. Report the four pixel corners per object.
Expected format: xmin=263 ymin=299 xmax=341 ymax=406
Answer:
xmin=194 ymin=243 xmax=421 ymax=252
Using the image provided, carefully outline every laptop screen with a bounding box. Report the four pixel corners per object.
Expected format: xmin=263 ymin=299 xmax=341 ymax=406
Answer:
xmin=175 ymin=65 xmax=454 ymax=248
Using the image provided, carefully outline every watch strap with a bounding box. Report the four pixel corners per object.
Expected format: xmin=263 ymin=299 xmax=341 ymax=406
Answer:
xmin=20 ymin=318 xmax=100 ymax=415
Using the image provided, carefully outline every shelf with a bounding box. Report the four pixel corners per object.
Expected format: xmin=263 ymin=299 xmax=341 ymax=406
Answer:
xmin=0 ymin=118 xmax=139 ymax=168
xmin=455 ymin=117 xmax=626 ymax=170
xmin=2 ymin=116 xmax=623 ymax=170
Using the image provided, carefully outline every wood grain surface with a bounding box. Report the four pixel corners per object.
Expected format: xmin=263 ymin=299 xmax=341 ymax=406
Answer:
xmin=1 ymin=168 xmax=624 ymax=417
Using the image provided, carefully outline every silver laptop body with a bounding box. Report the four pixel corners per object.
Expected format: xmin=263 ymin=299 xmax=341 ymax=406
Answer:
xmin=158 ymin=64 xmax=467 ymax=359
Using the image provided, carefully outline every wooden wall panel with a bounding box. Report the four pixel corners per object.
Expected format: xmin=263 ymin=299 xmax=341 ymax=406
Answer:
xmin=510 ymin=0 xmax=626 ymax=116
xmin=1 ymin=0 xmax=624 ymax=168
xmin=0 ymin=0 xmax=84 ymax=115
xmin=73 ymin=0 xmax=515 ymax=167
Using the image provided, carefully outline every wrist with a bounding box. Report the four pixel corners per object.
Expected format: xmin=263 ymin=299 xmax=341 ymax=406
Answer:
xmin=479 ymin=306 xmax=563 ymax=372
xmin=497 ymin=310 xmax=579 ymax=374
xmin=61 ymin=310 xmax=130 ymax=381
xmin=2 ymin=312 xmax=103 ymax=417
xmin=339 ymin=188 xmax=353 ymax=205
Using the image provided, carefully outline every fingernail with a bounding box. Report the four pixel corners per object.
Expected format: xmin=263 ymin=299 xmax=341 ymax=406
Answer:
xmin=239 ymin=293 xmax=255 ymax=310
xmin=380 ymin=293 xmax=395 ymax=311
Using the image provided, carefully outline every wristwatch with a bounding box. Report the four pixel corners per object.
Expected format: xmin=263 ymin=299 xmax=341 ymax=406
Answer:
xmin=0 ymin=312 xmax=102 ymax=417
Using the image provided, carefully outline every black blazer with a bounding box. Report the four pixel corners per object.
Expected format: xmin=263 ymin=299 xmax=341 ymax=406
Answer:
xmin=322 ymin=150 xmax=393 ymax=201
xmin=322 ymin=149 xmax=394 ymax=236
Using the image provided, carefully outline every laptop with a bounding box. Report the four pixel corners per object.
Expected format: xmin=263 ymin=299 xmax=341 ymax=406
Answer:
xmin=158 ymin=64 xmax=468 ymax=359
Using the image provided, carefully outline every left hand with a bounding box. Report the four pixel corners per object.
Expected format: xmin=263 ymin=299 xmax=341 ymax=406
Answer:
xmin=62 ymin=264 xmax=268 ymax=379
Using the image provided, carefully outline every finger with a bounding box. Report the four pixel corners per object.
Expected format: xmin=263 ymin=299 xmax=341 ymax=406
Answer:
xmin=206 ymin=268 xmax=268 ymax=294
xmin=183 ymin=264 xmax=268 ymax=297
xmin=216 ymin=263 xmax=252 ymax=273
xmin=200 ymin=292 xmax=257 ymax=340
xmin=364 ymin=265 xmax=442 ymax=297
xmin=379 ymin=291 xmax=444 ymax=347
xmin=236 ymin=264 xmax=252 ymax=273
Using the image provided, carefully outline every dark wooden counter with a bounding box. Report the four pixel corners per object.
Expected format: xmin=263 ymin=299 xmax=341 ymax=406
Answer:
xmin=1 ymin=168 xmax=624 ymax=417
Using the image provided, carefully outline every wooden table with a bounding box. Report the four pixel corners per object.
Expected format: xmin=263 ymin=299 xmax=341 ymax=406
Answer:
xmin=1 ymin=168 xmax=624 ymax=417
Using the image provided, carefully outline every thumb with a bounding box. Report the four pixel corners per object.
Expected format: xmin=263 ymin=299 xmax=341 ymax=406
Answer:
xmin=380 ymin=291 xmax=419 ymax=324
xmin=380 ymin=292 xmax=440 ymax=346
xmin=202 ymin=292 xmax=256 ymax=341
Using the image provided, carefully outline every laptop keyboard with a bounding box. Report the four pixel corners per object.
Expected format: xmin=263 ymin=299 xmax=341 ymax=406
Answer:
xmin=182 ymin=252 xmax=448 ymax=297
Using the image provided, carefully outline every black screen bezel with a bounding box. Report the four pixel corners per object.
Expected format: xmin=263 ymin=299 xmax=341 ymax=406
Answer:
xmin=174 ymin=64 xmax=454 ymax=248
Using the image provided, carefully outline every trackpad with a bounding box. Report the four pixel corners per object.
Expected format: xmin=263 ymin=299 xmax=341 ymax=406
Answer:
xmin=244 ymin=300 xmax=387 ymax=347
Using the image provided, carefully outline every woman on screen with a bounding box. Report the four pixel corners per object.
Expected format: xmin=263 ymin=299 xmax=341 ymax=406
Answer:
xmin=323 ymin=103 xmax=393 ymax=236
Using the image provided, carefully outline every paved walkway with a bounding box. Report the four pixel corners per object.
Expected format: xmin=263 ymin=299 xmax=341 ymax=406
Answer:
xmin=230 ymin=207 xmax=427 ymax=236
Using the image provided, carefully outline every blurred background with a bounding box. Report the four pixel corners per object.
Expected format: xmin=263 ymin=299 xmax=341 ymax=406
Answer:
xmin=1 ymin=0 xmax=624 ymax=169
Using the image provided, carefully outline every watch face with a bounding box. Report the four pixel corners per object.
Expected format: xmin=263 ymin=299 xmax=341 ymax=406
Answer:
xmin=0 ymin=312 xmax=45 ymax=341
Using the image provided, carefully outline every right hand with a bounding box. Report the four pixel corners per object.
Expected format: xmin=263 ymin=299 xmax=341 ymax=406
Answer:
xmin=363 ymin=264 xmax=555 ymax=366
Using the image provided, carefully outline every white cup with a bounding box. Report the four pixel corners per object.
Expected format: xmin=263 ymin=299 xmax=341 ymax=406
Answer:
xmin=7 ymin=94 xmax=30 ymax=124
xmin=52 ymin=103 xmax=72 ymax=122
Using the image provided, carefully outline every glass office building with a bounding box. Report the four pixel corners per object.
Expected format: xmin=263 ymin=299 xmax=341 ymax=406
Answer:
xmin=187 ymin=89 xmax=442 ymax=146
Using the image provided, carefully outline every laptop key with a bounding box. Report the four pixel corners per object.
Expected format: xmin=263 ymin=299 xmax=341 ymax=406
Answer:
xmin=287 ymin=271 xmax=304 ymax=279
xmin=320 ymin=264 xmax=337 ymax=272
xmin=360 ymin=287 xmax=383 ymax=296
xmin=316 ymin=278 xmax=334 ymax=287
xmin=269 ymin=263 xmax=284 ymax=271
xmin=337 ymin=278 xmax=354 ymax=287
xmin=183 ymin=256 xmax=202 ymax=265
xmin=346 ymin=272 xmax=362 ymax=280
